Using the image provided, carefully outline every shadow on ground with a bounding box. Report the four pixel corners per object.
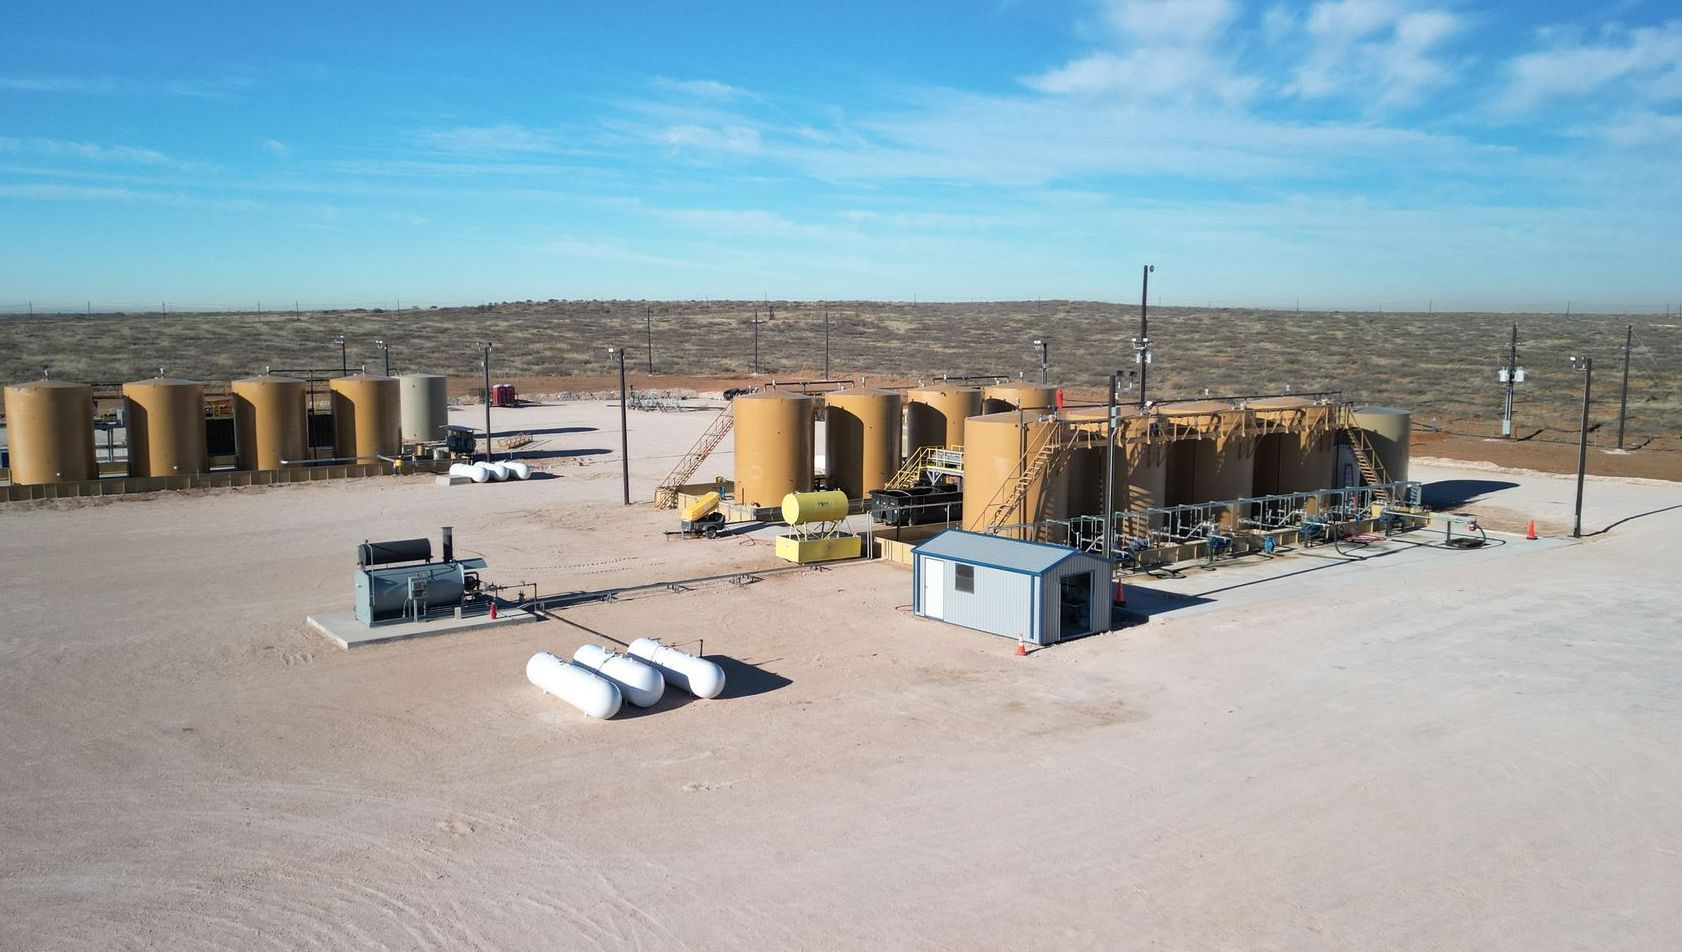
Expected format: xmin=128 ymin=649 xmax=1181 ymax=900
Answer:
xmin=1422 ymin=479 xmax=1519 ymax=509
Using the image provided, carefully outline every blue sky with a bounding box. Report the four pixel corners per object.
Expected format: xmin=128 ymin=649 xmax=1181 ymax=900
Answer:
xmin=1 ymin=0 xmax=1678 ymax=311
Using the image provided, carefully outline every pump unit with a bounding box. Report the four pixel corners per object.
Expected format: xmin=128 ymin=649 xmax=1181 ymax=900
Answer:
xmin=353 ymin=527 xmax=487 ymax=625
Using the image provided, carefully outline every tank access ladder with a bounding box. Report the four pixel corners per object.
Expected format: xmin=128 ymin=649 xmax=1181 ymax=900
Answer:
xmin=981 ymin=422 xmax=1080 ymax=535
xmin=653 ymin=404 xmax=735 ymax=509
xmin=1336 ymin=406 xmax=1391 ymax=501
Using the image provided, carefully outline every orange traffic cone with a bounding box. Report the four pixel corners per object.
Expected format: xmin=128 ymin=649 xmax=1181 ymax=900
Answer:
xmin=1526 ymin=520 xmax=1538 ymax=541
xmin=1015 ymin=638 xmax=1027 ymax=656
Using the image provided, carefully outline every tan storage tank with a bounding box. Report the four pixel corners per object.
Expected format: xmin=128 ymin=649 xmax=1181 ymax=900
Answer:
xmin=330 ymin=374 xmax=401 ymax=461
xmin=231 ymin=375 xmax=306 ymax=471
xmin=1249 ymin=397 xmax=1334 ymax=494
xmin=961 ymin=410 xmax=1070 ymax=540
xmin=982 ymin=381 xmax=1058 ymax=414
xmin=823 ymin=386 xmax=901 ymax=500
xmin=905 ymin=385 xmax=980 ymax=453
xmin=3 ymin=380 xmax=97 ymax=484
xmin=123 ymin=377 xmax=208 ymax=477
xmin=1127 ymin=439 xmax=1170 ymax=517
xmin=1353 ymin=407 xmax=1411 ymax=483
xmin=1059 ymin=406 xmax=1143 ymax=518
xmin=733 ymin=389 xmax=815 ymax=508
xmin=398 ymin=373 xmax=450 ymax=444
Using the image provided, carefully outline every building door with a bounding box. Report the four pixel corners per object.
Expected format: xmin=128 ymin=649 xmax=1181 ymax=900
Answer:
xmin=1059 ymin=571 xmax=1093 ymax=639
xmin=922 ymin=558 xmax=945 ymax=619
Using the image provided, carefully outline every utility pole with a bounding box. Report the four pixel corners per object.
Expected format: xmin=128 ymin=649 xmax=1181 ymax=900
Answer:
xmin=335 ymin=334 xmax=347 ymax=376
xmin=480 ymin=342 xmax=494 ymax=462
xmin=823 ymin=308 xmax=831 ymax=379
xmin=375 ymin=339 xmax=390 ymax=376
xmin=609 ymin=347 xmax=630 ymax=505
xmin=1134 ymin=264 xmax=1155 ymax=408
xmin=1033 ymin=338 xmax=1049 ymax=384
xmin=1499 ymin=323 xmax=1522 ymax=438
xmin=1617 ymin=324 xmax=1632 ymax=450
xmin=750 ymin=309 xmax=768 ymax=374
xmin=1103 ymin=372 xmax=1119 ymax=563
xmin=644 ymin=305 xmax=654 ymax=374
xmin=1570 ymin=355 xmax=1592 ymax=538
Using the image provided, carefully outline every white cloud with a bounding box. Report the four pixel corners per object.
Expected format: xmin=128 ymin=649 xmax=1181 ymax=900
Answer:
xmin=1026 ymin=0 xmax=1254 ymax=103
xmin=1286 ymin=0 xmax=1462 ymax=108
xmin=263 ymin=139 xmax=290 ymax=158
xmin=653 ymin=78 xmax=747 ymax=100
xmin=1498 ymin=20 xmax=1682 ymax=113
xmin=657 ymin=124 xmax=763 ymax=155
xmin=1104 ymin=0 xmax=1237 ymax=44
xmin=0 ymin=136 xmax=193 ymax=169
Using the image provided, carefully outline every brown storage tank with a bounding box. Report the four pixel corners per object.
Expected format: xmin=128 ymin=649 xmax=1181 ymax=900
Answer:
xmin=231 ymin=374 xmax=306 ymax=471
xmin=824 ymin=387 xmax=901 ymax=500
xmin=733 ymin=389 xmax=815 ymax=508
xmin=1059 ymin=406 xmax=1143 ymax=518
xmin=982 ymin=381 xmax=1058 ymax=414
xmin=1248 ymin=397 xmax=1334 ymax=494
xmin=905 ymin=385 xmax=980 ymax=453
xmin=1127 ymin=439 xmax=1169 ymax=516
xmin=329 ymin=374 xmax=401 ymax=461
xmin=1159 ymin=401 xmax=1231 ymax=507
xmin=3 ymin=380 xmax=97 ymax=484
xmin=961 ymin=410 xmax=1070 ymax=540
xmin=123 ymin=377 xmax=208 ymax=477
xmin=1353 ymin=407 xmax=1411 ymax=484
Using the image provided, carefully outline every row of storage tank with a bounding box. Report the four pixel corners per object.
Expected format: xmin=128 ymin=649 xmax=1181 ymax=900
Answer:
xmin=2 ymin=373 xmax=456 ymax=485
xmin=733 ymin=382 xmax=1411 ymax=531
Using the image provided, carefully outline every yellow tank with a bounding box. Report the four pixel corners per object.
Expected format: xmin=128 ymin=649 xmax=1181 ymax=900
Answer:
xmin=982 ymin=381 xmax=1058 ymax=414
xmin=329 ymin=374 xmax=401 ymax=461
xmin=2 ymin=380 xmax=96 ymax=484
xmin=905 ymin=385 xmax=980 ymax=453
xmin=782 ymin=489 xmax=849 ymax=525
xmin=732 ymin=389 xmax=815 ymax=508
xmin=231 ymin=375 xmax=305 ymax=471
xmin=123 ymin=377 xmax=208 ymax=477
xmin=681 ymin=491 xmax=721 ymax=522
xmin=1354 ymin=407 xmax=1411 ymax=483
xmin=1058 ymin=406 xmax=1143 ymax=518
xmin=961 ymin=410 xmax=1070 ymax=540
xmin=1126 ymin=439 xmax=1169 ymax=517
xmin=823 ymin=387 xmax=901 ymax=499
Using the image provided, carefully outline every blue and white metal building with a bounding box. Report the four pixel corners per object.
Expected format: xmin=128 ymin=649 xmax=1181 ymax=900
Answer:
xmin=911 ymin=530 xmax=1113 ymax=645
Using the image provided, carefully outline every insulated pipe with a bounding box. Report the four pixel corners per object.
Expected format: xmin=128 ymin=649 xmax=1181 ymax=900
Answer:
xmin=626 ymin=638 xmax=725 ymax=699
xmin=525 ymin=652 xmax=622 ymax=719
xmin=572 ymin=644 xmax=665 ymax=708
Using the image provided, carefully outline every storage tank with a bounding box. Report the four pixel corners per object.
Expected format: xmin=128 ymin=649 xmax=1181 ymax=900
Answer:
xmin=398 ymin=373 xmax=449 ymax=444
xmin=329 ymin=374 xmax=401 ymax=461
xmin=905 ymin=385 xmax=981 ymax=453
xmin=1248 ymin=397 xmax=1335 ymax=495
xmin=982 ymin=381 xmax=1058 ymax=414
xmin=961 ymin=409 xmax=1070 ymax=540
xmin=2 ymin=379 xmax=97 ymax=484
xmin=123 ymin=377 xmax=208 ymax=477
xmin=1126 ymin=439 xmax=1170 ymax=517
xmin=823 ymin=386 xmax=901 ymax=499
xmin=1353 ymin=406 xmax=1411 ymax=484
xmin=1059 ymin=406 xmax=1142 ymax=518
xmin=732 ymin=389 xmax=815 ymax=508
xmin=231 ymin=374 xmax=305 ymax=471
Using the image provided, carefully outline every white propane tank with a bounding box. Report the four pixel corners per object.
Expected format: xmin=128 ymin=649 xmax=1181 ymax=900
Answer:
xmin=485 ymin=461 xmax=511 ymax=481
xmin=505 ymin=460 xmax=532 ymax=480
xmin=626 ymin=638 xmax=726 ymax=699
xmin=467 ymin=462 xmax=494 ymax=483
xmin=572 ymin=644 xmax=665 ymax=708
xmin=525 ymin=652 xmax=622 ymax=719
xmin=449 ymin=462 xmax=488 ymax=483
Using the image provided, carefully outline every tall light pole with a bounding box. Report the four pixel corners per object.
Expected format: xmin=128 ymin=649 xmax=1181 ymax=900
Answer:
xmin=335 ymin=334 xmax=347 ymax=376
xmin=1032 ymin=338 xmax=1049 ymax=385
xmin=608 ymin=346 xmax=630 ymax=505
xmin=479 ymin=341 xmax=494 ymax=462
xmin=375 ymin=339 xmax=390 ymax=376
xmin=1616 ymin=324 xmax=1632 ymax=450
xmin=750 ymin=310 xmax=768 ymax=374
xmin=1103 ymin=371 xmax=1119 ymax=563
xmin=1570 ymin=355 xmax=1592 ymax=538
xmin=1134 ymin=264 xmax=1154 ymax=408
xmin=823 ymin=307 xmax=831 ymax=379
xmin=1498 ymin=323 xmax=1524 ymax=438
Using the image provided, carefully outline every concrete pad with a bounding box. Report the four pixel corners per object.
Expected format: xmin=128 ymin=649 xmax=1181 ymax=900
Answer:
xmin=306 ymin=606 xmax=539 ymax=649
xmin=435 ymin=474 xmax=471 ymax=486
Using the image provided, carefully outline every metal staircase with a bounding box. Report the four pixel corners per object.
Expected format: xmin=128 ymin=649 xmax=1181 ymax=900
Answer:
xmin=1337 ymin=406 xmax=1390 ymax=500
xmin=887 ymin=446 xmax=937 ymax=489
xmin=653 ymin=405 xmax=734 ymax=509
xmin=982 ymin=423 xmax=1078 ymax=535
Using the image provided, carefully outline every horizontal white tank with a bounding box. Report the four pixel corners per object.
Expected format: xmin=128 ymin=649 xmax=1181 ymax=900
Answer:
xmin=525 ymin=652 xmax=622 ymax=719
xmin=505 ymin=460 xmax=532 ymax=480
xmin=572 ymin=644 xmax=665 ymax=708
xmin=627 ymin=638 xmax=726 ymax=700
xmin=485 ymin=461 xmax=511 ymax=481
xmin=449 ymin=462 xmax=492 ymax=483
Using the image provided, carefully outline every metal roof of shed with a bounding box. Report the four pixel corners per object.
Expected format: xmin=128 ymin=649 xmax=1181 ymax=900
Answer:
xmin=911 ymin=529 xmax=1096 ymax=575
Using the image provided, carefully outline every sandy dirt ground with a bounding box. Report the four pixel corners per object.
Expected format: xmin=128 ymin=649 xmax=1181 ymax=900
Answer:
xmin=3 ymin=399 xmax=1680 ymax=951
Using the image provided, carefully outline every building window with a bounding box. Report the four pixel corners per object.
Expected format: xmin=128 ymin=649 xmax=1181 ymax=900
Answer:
xmin=955 ymin=564 xmax=975 ymax=593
